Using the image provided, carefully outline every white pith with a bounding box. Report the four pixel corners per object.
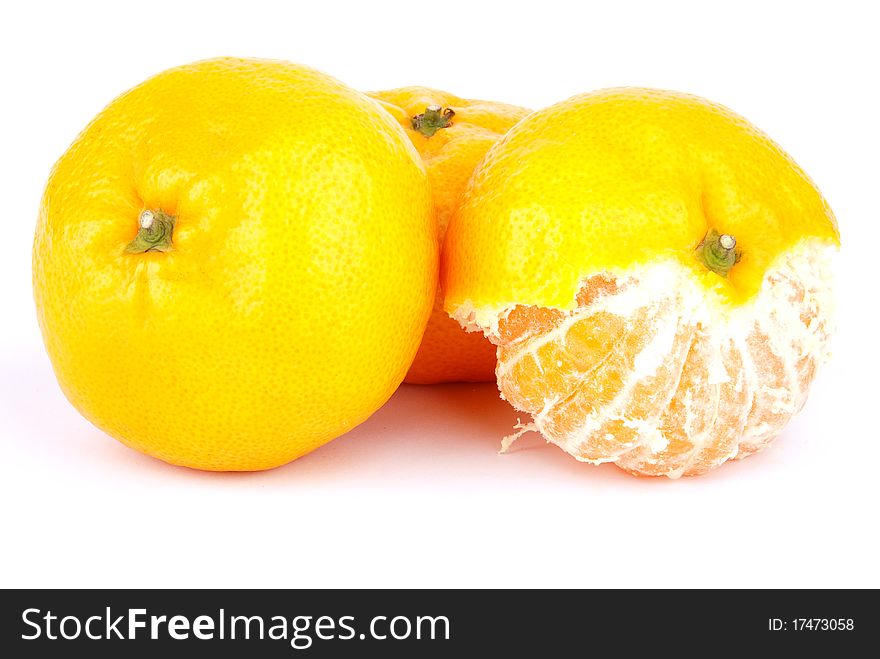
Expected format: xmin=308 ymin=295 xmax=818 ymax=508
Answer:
xmin=453 ymin=239 xmax=837 ymax=478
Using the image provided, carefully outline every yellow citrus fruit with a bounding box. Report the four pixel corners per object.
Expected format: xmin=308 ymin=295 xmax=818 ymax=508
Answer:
xmin=33 ymin=57 xmax=436 ymax=471
xmin=443 ymin=88 xmax=839 ymax=478
xmin=368 ymin=87 xmax=531 ymax=383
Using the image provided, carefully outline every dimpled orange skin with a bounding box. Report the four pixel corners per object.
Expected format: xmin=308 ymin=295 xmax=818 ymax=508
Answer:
xmin=444 ymin=88 xmax=839 ymax=477
xmin=33 ymin=58 xmax=437 ymax=471
xmin=368 ymin=87 xmax=531 ymax=383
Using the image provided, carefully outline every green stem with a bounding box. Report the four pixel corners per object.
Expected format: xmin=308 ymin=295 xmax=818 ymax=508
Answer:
xmin=696 ymin=228 xmax=741 ymax=277
xmin=411 ymin=105 xmax=455 ymax=137
xmin=125 ymin=209 xmax=176 ymax=253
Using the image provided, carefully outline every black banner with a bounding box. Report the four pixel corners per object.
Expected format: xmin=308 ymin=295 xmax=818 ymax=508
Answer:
xmin=0 ymin=589 xmax=874 ymax=656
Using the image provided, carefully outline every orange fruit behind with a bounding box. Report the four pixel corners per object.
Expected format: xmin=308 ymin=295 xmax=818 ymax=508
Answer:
xmin=369 ymin=87 xmax=531 ymax=383
xmin=34 ymin=58 xmax=436 ymax=471
xmin=444 ymin=88 xmax=838 ymax=478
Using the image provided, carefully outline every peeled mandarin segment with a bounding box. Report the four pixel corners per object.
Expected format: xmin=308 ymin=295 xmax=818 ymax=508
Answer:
xmin=564 ymin=312 xmax=627 ymax=372
xmin=498 ymin=305 xmax=567 ymax=349
xmin=735 ymin=261 xmax=829 ymax=458
xmin=580 ymin=315 xmax=696 ymax=463
xmin=617 ymin=331 xmax=748 ymax=477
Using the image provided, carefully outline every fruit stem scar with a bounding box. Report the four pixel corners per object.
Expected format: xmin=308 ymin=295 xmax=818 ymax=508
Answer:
xmin=125 ymin=209 xmax=176 ymax=254
xmin=411 ymin=105 xmax=455 ymax=137
xmin=696 ymin=228 xmax=741 ymax=277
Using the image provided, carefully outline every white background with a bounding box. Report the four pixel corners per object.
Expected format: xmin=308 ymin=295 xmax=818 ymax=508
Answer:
xmin=2 ymin=0 xmax=878 ymax=588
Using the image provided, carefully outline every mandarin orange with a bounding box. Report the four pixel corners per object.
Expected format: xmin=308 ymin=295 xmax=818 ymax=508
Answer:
xmin=443 ymin=88 xmax=838 ymax=477
xmin=34 ymin=58 xmax=436 ymax=471
xmin=369 ymin=87 xmax=530 ymax=383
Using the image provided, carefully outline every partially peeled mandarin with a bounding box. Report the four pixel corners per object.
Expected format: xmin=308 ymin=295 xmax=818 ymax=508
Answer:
xmin=443 ymin=88 xmax=838 ymax=478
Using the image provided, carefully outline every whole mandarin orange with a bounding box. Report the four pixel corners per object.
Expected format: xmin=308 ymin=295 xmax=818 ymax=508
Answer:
xmin=34 ymin=58 xmax=437 ymax=471
xmin=369 ymin=87 xmax=530 ymax=384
